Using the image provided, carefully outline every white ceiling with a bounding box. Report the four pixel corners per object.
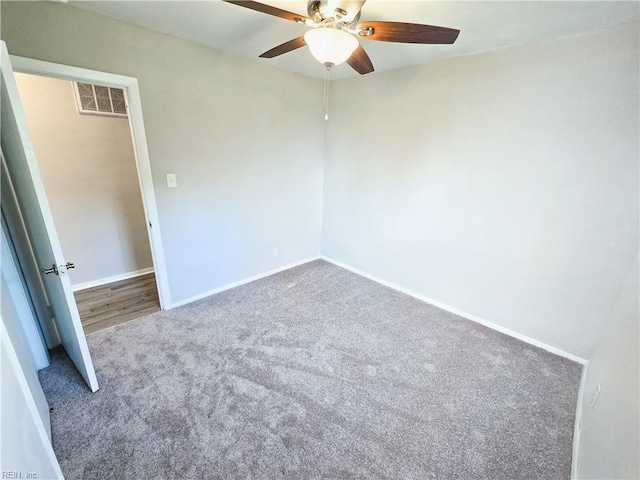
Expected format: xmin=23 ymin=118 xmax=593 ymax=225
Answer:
xmin=69 ymin=1 xmax=639 ymax=80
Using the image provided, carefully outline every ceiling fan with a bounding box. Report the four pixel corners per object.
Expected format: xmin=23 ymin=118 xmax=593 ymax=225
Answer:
xmin=223 ymin=0 xmax=460 ymax=75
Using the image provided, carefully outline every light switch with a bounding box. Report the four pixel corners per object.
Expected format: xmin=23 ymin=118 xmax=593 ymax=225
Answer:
xmin=166 ymin=174 xmax=177 ymax=188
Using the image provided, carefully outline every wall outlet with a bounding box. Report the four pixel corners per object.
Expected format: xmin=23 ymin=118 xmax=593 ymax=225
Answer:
xmin=166 ymin=173 xmax=177 ymax=188
xmin=590 ymin=383 xmax=601 ymax=408
xmin=271 ymin=247 xmax=279 ymax=257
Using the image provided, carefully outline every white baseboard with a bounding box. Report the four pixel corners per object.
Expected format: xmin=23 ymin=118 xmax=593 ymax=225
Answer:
xmin=166 ymin=253 xmax=588 ymax=364
xmin=320 ymin=255 xmax=588 ymax=365
xmin=571 ymin=363 xmax=589 ymax=479
xmin=169 ymin=256 xmax=321 ymax=309
xmin=72 ymin=267 xmax=155 ymax=292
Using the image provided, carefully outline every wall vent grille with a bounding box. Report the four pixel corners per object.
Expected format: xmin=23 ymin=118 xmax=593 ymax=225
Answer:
xmin=74 ymin=82 xmax=127 ymax=117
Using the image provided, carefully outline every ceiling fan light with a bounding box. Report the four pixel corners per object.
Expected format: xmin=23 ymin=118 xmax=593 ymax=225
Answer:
xmin=304 ymin=28 xmax=358 ymax=66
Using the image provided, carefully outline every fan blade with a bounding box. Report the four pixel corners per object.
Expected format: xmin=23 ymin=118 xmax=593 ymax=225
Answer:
xmin=259 ymin=36 xmax=307 ymax=58
xmin=347 ymin=44 xmax=374 ymax=75
xmin=223 ymin=0 xmax=309 ymax=23
xmin=357 ymin=21 xmax=460 ymax=44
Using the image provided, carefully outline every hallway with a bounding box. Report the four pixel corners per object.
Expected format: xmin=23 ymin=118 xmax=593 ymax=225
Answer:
xmin=74 ymin=273 xmax=160 ymax=334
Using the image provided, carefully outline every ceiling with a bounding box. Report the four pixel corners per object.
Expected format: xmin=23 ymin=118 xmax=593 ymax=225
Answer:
xmin=69 ymin=1 xmax=639 ymax=80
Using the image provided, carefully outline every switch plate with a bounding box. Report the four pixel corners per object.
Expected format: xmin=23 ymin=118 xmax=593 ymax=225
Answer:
xmin=166 ymin=174 xmax=177 ymax=188
xmin=272 ymin=247 xmax=279 ymax=257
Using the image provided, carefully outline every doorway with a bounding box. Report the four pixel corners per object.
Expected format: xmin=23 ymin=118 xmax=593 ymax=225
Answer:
xmin=15 ymin=72 xmax=161 ymax=334
xmin=9 ymin=56 xmax=171 ymax=335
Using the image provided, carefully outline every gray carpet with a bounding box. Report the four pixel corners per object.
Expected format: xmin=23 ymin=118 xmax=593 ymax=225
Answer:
xmin=40 ymin=260 xmax=582 ymax=479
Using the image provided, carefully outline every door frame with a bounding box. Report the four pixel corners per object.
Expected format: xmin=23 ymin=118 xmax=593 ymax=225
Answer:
xmin=10 ymin=55 xmax=171 ymax=310
xmin=1 ymin=214 xmax=50 ymax=372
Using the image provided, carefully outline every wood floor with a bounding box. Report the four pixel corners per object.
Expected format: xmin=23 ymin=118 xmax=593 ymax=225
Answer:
xmin=74 ymin=273 xmax=160 ymax=335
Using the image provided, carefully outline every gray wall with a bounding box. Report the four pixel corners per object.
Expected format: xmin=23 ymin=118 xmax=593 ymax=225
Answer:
xmin=322 ymin=22 xmax=639 ymax=360
xmin=0 ymin=320 xmax=61 ymax=479
xmin=577 ymin=252 xmax=639 ymax=479
xmin=14 ymin=73 xmax=153 ymax=287
xmin=1 ymin=1 xmax=324 ymax=304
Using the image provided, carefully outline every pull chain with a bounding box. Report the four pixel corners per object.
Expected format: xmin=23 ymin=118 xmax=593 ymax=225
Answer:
xmin=323 ymin=63 xmax=332 ymax=121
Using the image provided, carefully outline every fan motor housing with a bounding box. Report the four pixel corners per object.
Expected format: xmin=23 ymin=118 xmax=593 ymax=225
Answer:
xmin=307 ymin=0 xmax=365 ymax=25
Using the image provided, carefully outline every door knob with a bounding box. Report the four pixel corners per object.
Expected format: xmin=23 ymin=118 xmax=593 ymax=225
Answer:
xmin=41 ymin=262 xmax=75 ymax=275
xmin=41 ymin=264 xmax=58 ymax=275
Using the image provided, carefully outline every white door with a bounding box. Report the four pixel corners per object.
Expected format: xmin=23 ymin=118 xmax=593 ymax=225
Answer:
xmin=1 ymin=42 xmax=99 ymax=392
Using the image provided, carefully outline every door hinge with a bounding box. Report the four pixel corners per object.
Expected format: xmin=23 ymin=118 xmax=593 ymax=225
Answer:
xmin=47 ymin=305 xmax=55 ymax=321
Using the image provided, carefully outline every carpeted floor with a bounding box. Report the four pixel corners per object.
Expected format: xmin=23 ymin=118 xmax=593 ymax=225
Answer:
xmin=40 ymin=260 xmax=582 ymax=479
